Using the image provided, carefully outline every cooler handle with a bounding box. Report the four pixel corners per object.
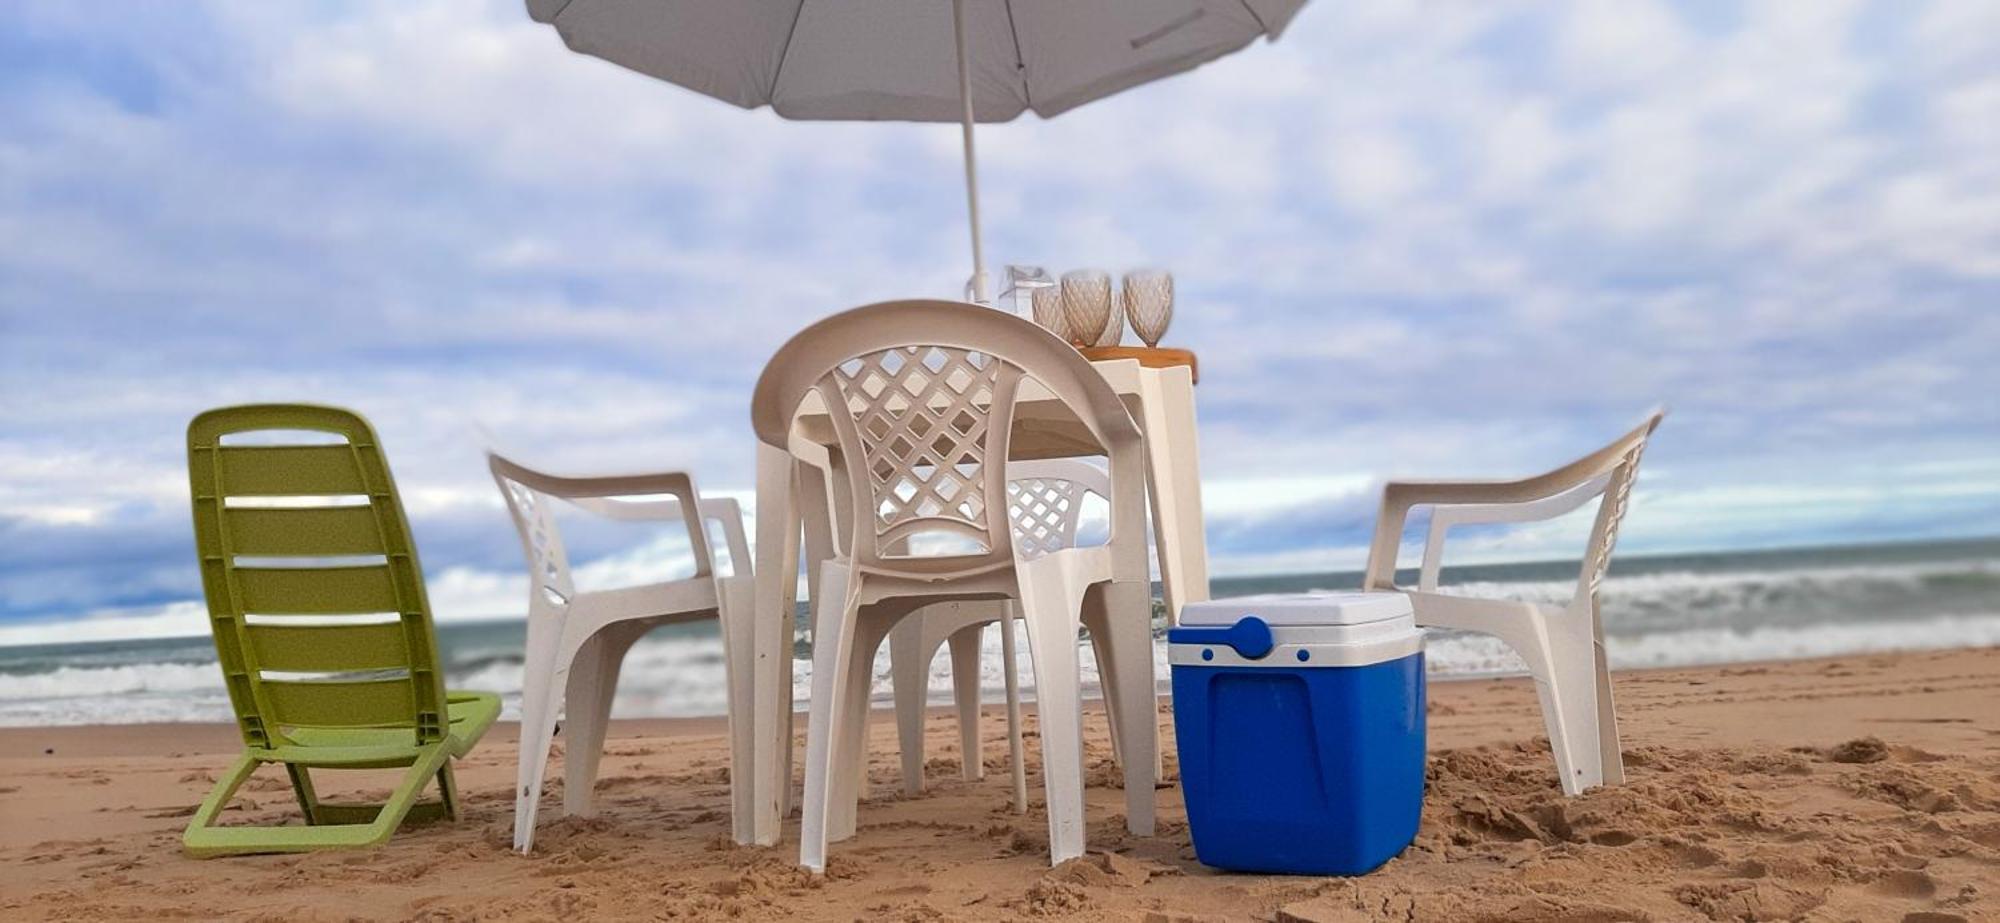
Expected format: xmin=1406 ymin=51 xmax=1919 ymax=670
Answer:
xmin=1166 ymin=616 xmax=1275 ymax=660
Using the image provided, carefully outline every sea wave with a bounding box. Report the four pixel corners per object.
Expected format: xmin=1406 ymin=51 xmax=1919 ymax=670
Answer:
xmin=2 ymin=551 xmax=1996 ymax=726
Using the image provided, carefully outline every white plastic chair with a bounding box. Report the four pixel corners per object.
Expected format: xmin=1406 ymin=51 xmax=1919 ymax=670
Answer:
xmin=490 ymin=453 xmax=755 ymax=852
xmin=1360 ymin=410 xmax=1664 ymax=796
xmin=888 ymin=458 xmax=1156 ymax=814
xmin=750 ymin=300 xmax=1157 ymax=871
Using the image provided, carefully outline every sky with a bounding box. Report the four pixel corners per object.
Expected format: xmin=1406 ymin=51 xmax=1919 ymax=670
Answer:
xmin=2 ymin=0 xmax=1998 ymax=645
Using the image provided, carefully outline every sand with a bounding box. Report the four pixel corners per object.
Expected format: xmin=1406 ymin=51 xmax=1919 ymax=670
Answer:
xmin=3 ymin=647 xmax=1998 ymax=922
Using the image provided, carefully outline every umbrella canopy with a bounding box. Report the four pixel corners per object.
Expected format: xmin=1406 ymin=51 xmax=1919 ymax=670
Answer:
xmin=527 ymin=0 xmax=1306 ymax=300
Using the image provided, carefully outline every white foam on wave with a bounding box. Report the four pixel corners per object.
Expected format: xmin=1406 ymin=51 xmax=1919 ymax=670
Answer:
xmin=4 ymin=553 xmax=1998 ymax=726
xmin=1443 ymin=557 xmax=2000 ymax=612
xmin=0 ymin=660 xmax=223 ymax=699
xmin=1424 ymin=611 xmax=2000 ymax=677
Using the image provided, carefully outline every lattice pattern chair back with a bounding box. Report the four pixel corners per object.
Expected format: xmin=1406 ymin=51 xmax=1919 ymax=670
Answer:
xmin=1006 ymin=459 xmax=1111 ymax=562
xmin=753 ymin=300 xmax=1147 ymax=582
xmin=826 ymin=345 xmax=1017 ymax=561
xmin=495 ymin=473 xmax=575 ymax=608
xmin=1577 ymin=421 xmax=1658 ymax=600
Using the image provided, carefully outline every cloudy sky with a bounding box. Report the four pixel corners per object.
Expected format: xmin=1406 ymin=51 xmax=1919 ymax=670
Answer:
xmin=3 ymin=0 xmax=1997 ymax=644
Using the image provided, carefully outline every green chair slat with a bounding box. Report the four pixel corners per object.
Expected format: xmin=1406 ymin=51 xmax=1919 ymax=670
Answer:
xmin=182 ymin=404 xmax=496 ymax=857
xmin=247 ymin=621 xmax=409 ymax=673
xmin=217 ymin=445 xmax=370 ymax=496
xmin=262 ymin=677 xmax=417 ymax=728
xmin=224 ymin=506 xmax=386 ymax=556
xmin=234 ymin=565 xmax=401 ymax=615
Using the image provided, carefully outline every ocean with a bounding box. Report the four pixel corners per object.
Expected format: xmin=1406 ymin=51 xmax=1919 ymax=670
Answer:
xmin=3 ymin=537 xmax=1997 ymax=727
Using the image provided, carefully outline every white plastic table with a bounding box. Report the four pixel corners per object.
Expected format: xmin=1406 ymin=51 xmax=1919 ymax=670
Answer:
xmin=742 ymin=356 xmax=1209 ymax=845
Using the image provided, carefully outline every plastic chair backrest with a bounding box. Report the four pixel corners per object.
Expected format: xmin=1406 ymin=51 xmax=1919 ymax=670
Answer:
xmin=187 ymin=404 xmax=448 ymax=750
xmin=1576 ymin=411 xmax=1663 ymax=600
xmin=752 ymin=300 xmax=1143 ymax=581
xmin=1005 ymin=458 xmax=1111 ymax=561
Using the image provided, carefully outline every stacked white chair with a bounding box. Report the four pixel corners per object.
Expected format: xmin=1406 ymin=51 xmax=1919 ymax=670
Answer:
xmin=750 ymin=300 xmax=1158 ymax=871
xmin=888 ymin=458 xmax=1158 ymax=814
xmin=490 ymin=454 xmax=755 ymax=851
xmin=1360 ymin=411 xmax=1665 ymax=795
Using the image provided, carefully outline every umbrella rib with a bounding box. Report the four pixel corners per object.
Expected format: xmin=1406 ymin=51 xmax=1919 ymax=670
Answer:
xmin=1001 ymin=0 xmax=1033 ymax=111
xmin=1235 ymin=0 xmax=1271 ymax=34
xmin=765 ymin=0 xmax=809 ymax=108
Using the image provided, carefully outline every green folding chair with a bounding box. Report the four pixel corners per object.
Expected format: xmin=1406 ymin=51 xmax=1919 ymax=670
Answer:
xmin=181 ymin=403 xmax=499 ymax=857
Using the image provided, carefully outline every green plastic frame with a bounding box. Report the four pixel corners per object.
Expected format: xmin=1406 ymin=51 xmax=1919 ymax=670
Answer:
xmin=181 ymin=403 xmax=498 ymax=856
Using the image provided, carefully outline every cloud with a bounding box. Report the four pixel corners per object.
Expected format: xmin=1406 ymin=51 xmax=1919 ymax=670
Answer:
xmin=2 ymin=0 xmax=1998 ymax=638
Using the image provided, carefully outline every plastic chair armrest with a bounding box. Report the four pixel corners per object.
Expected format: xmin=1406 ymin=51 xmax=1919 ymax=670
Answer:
xmin=1416 ymin=474 xmax=1613 ymax=591
xmin=700 ymin=497 xmax=752 ymax=579
xmin=488 ymin=453 xmax=716 ymax=579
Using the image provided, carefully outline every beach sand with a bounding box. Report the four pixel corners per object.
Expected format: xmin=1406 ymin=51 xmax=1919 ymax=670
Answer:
xmin=3 ymin=647 xmax=1998 ymax=922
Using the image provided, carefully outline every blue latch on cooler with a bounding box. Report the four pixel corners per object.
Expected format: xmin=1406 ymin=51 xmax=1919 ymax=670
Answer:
xmin=1168 ymin=615 xmax=1274 ymax=660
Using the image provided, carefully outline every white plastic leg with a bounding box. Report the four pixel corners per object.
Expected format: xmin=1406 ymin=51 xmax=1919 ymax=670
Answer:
xmin=889 ymin=614 xmax=931 ymax=796
xmin=1592 ymin=608 xmax=1625 ymax=785
xmin=1085 ymin=599 xmax=1124 ymax=771
xmin=999 ymin=611 xmax=1027 ymax=814
xmin=1511 ymin=605 xmax=1603 ymax=796
xmin=781 ymin=652 xmax=797 ymax=821
xmin=946 ymin=624 xmax=985 ymax=782
xmin=558 ymin=631 xmax=608 ymax=817
xmin=1093 ymin=580 xmax=1157 ymax=836
xmin=1016 ymin=559 xmax=1091 ymax=866
xmin=718 ymin=576 xmax=758 ymax=845
xmin=751 ymin=444 xmax=802 ymax=845
xmin=563 ymin=622 xmax=645 ymax=818
xmin=1136 ymin=366 xmax=1211 ymax=625
xmin=796 ymin=455 xmax=840 ymax=823
xmin=829 ymin=618 xmax=886 ymax=843
xmin=798 ymin=565 xmax=853 ymax=874
xmin=1547 ymin=608 xmax=1607 ymax=795
xmin=513 ymin=614 xmax=568 ymax=853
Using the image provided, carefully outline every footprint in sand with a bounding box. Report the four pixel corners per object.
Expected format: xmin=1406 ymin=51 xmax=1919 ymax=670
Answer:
xmin=1868 ymin=869 xmax=1938 ymax=899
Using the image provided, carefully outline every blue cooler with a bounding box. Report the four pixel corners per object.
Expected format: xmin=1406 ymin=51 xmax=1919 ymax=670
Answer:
xmin=1169 ymin=593 xmax=1425 ymax=875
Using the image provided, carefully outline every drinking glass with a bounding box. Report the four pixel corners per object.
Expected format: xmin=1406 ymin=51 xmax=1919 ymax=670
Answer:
xmin=1060 ymin=269 xmax=1113 ymax=348
xmin=1031 ymin=285 xmax=1071 ymax=342
xmin=1122 ymin=269 xmax=1174 ymax=348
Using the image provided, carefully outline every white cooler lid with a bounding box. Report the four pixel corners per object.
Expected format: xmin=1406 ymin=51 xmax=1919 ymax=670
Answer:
xmin=1180 ymin=591 xmax=1412 ymax=627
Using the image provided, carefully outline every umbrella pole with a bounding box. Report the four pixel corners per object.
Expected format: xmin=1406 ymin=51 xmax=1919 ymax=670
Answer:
xmin=953 ymin=0 xmax=989 ymax=305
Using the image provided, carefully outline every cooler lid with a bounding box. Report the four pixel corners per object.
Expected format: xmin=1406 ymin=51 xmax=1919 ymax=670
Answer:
xmin=1179 ymin=592 xmax=1411 ymax=627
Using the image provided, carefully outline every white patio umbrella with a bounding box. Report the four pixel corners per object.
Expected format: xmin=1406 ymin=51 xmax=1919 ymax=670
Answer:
xmin=526 ymin=0 xmax=1306 ymax=303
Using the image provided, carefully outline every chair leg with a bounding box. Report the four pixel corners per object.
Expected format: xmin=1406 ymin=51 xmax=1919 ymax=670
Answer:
xmin=183 ymin=746 xmax=452 ymax=857
xmin=830 ymin=619 xmax=886 ymax=843
xmin=947 ymin=623 xmax=986 ymax=782
xmin=514 ymin=615 xmax=569 ymax=853
xmin=889 ymin=613 xmax=931 ymax=796
xmin=781 ymin=662 xmax=797 ymax=821
xmin=1531 ymin=609 xmax=1605 ymax=796
xmin=1090 ymin=580 xmax=1158 ymax=836
xmin=750 ymin=443 xmax=802 ymax=847
xmin=1592 ymin=607 xmax=1625 ymax=785
xmin=564 ymin=623 xmax=644 ymax=818
xmin=285 ymin=763 xmax=321 ymax=825
xmin=1087 ymin=602 xmax=1124 ymax=771
xmin=999 ymin=610 xmax=1027 ymax=814
xmin=437 ymin=761 xmax=461 ymax=821
xmin=798 ymin=567 xmax=854 ymax=873
xmin=1017 ymin=560 xmax=1091 ymax=866
xmin=719 ymin=575 xmax=759 ymax=844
